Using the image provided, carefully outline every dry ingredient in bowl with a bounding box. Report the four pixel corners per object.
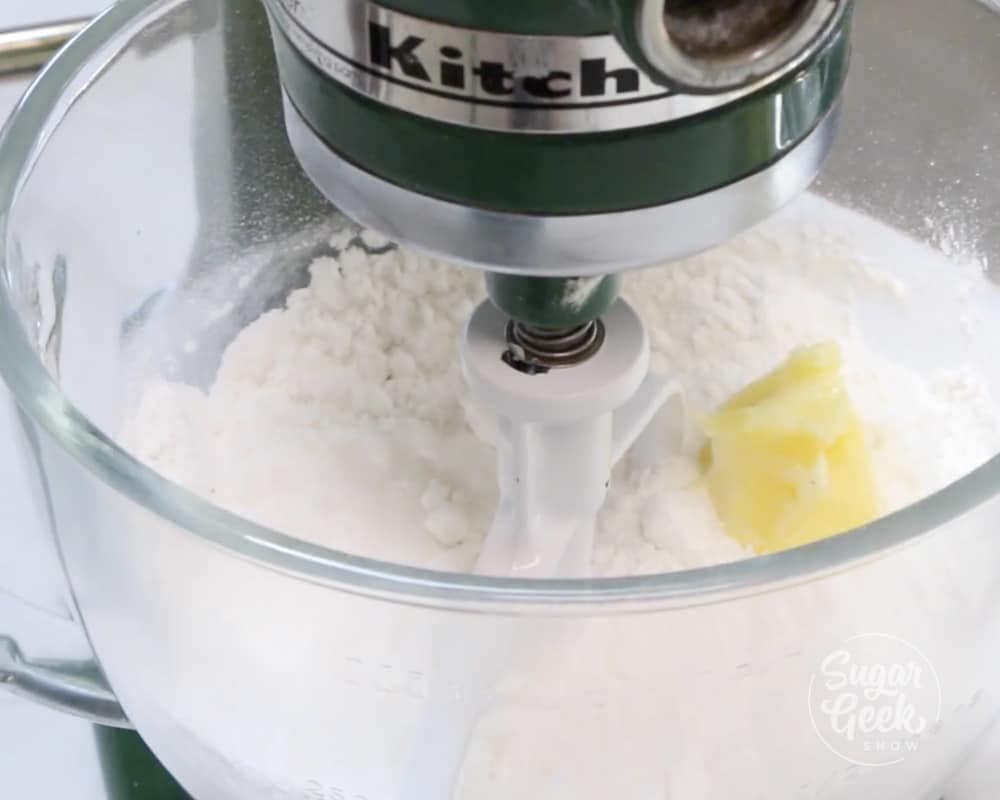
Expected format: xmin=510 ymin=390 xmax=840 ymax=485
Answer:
xmin=122 ymin=194 xmax=1000 ymax=575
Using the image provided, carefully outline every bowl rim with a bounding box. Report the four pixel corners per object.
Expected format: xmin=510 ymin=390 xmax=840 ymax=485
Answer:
xmin=1 ymin=0 xmax=998 ymax=612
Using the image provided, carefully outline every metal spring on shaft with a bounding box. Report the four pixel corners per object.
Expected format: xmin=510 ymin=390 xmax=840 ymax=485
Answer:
xmin=504 ymin=319 xmax=606 ymax=373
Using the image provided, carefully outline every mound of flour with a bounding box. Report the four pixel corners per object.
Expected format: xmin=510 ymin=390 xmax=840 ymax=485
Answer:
xmin=122 ymin=195 xmax=1000 ymax=575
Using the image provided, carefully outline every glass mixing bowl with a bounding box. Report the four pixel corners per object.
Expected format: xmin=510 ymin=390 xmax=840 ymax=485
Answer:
xmin=3 ymin=1 xmax=1000 ymax=798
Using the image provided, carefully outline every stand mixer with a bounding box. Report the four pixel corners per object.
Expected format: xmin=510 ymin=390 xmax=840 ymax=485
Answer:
xmin=265 ymin=0 xmax=851 ymax=576
xmin=6 ymin=1 xmax=1000 ymax=798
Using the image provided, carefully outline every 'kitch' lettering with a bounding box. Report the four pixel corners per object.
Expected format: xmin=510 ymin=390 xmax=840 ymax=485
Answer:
xmin=365 ymin=21 xmax=646 ymax=102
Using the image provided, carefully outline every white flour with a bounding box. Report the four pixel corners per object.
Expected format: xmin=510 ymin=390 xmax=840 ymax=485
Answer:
xmin=123 ymin=195 xmax=1000 ymax=577
xmin=116 ymin=194 xmax=1000 ymax=800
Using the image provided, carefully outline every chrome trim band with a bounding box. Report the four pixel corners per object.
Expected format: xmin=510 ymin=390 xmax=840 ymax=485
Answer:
xmin=283 ymin=94 xmax=840 ymax=275
xmin=266 ymin=0 xmax=759 ymax=133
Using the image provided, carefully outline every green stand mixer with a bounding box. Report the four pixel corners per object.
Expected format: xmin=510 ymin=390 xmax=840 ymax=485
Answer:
xmin=267 ymin=0 xmax=849 ymax=306
xmin=6 ymin=0 xmax=1000 ymax=798
xmin=266 ymin=0 xmax=851 ymax=576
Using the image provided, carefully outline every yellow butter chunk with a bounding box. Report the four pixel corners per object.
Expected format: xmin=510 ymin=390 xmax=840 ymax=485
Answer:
xmin=700 ymin=342 xmax=879 ymax=554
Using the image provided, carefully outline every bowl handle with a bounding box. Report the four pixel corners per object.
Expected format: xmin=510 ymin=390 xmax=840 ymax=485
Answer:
xmin=0 ymin=636 xmax=129 ymax=727
xmin=0 ymin=395 xmax=130 ymax=728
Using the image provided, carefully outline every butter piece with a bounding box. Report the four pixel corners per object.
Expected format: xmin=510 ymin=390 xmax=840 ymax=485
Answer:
xmin=701 ymin=342 xmax=879 ymax=554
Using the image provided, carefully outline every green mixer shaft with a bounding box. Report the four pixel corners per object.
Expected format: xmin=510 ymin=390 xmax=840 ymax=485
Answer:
xmin=486 ymin=274 xmax=622 ymax=328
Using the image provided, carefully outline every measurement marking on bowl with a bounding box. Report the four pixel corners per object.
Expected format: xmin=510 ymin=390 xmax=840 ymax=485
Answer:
xmin=303 ymin=778 xmax=372 ymax=800
xmin=340 ymin=655 xmax=431 ymax=700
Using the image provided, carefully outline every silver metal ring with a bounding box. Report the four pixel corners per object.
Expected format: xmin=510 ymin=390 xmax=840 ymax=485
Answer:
xmin=266 ymin=0 xmax=761 ymax=133
xmin=637 ymin=0 xmax=847 ymax=93
xmin=283 ymin=93 xmax=840 ymax=276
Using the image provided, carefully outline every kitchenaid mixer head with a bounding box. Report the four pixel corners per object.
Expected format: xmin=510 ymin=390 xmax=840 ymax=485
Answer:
xmin=262 ymin=0 xmax=855 ymax=575
xmin=265 ymin=0 xmax=851 ymax=279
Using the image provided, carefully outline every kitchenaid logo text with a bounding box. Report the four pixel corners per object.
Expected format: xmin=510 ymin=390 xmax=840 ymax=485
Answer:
xmin=807 ymin=634 xmax=942 ymax=767
xmin=368 ymin=21 xmax=649 ymax=102
xmin=274 ymin=0 xmax=716 ymax=131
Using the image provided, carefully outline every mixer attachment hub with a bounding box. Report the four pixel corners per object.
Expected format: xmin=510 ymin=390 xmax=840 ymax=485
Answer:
xmin=461 ymin=298 xmax=679 ymax=577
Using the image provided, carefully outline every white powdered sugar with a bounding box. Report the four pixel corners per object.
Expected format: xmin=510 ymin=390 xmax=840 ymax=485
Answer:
xmin=113 ymin=194 xmax=1000 ymax=800
xmin=122 ymin=194 xmax=1000 ymax=576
